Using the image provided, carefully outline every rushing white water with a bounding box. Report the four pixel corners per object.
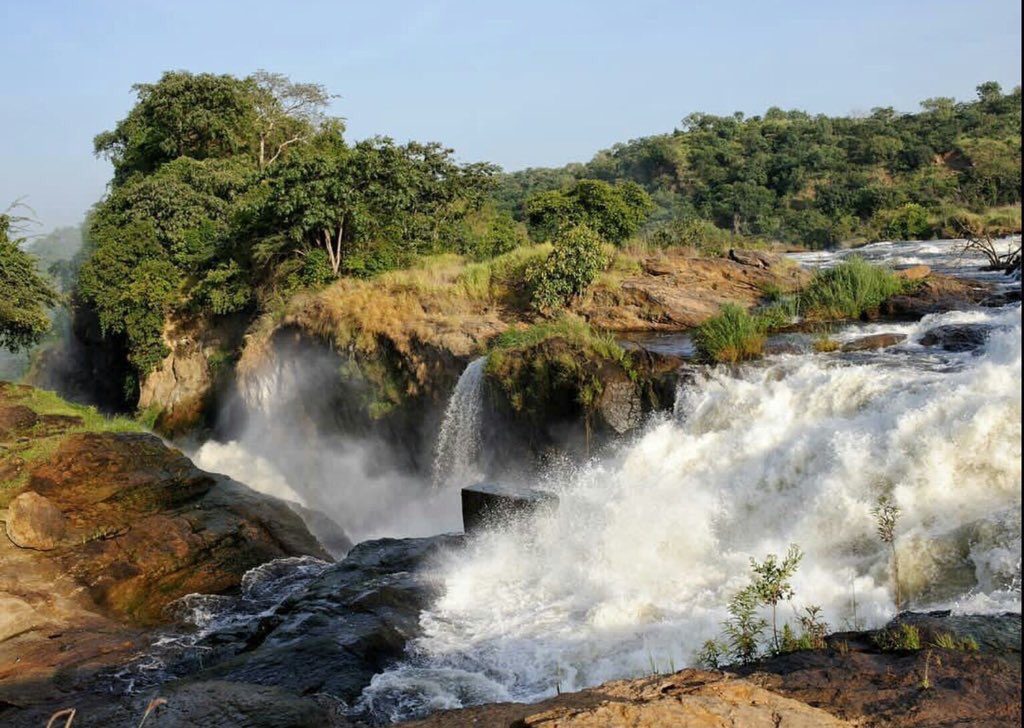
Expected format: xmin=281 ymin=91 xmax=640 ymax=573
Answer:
xmin=790 ymin=236 xmax=1021 ymax=290
xmin=359 ymin=302 xmax=1022 ymax=722
xmin=432 ymin=357 xmax=487 ymax=488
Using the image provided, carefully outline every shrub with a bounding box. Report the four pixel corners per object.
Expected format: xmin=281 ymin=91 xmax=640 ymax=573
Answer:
xmin=723 ymin=586 xmax=768 ymax=664
xmin=750 ymin=544 xmax=803 ymax=653
xmin=694 ymin=304 xmax=766 ymax=363
xmin=874 ymin=203 xmax=933 ymax=240
xmin=479 ymin=212 xmax=527 ymax=259
xmin=932 ymin=632 xmax=980 ymax=651
xmin=874 ymin=623 xmax=922 ymax=652
xmin=529 ymin=224 xmax=608 ymax=313
xmin=800 ymin=257 xmax=905 ymax=320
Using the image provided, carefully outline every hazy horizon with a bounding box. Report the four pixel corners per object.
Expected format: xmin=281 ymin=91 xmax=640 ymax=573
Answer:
xmin=1 ymin=0 xmax=1020 ymax=233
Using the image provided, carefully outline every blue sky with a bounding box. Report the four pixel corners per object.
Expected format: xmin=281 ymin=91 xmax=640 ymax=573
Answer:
xmin=1 ymin=0 xmax=1020 ymax=232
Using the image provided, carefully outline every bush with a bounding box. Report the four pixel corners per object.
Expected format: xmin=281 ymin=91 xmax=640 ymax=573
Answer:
xmin=694 ymin=304 xmax=766 ymax=363
xmin=800 ymin=257 xmax=905 ymax=320
xmin=873 ymin=623 xmax=922 ymax=652
xmin=529 ymin=224 xmax=608 ymax=313
xmin=479 ymin=212 xmax=527 ymax=259
xmin=873 ymin=203 xmax=933 ymax=240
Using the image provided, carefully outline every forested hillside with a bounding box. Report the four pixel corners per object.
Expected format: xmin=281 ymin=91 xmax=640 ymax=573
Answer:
xmin=496 ymin=82 xmax=1022 ymax=247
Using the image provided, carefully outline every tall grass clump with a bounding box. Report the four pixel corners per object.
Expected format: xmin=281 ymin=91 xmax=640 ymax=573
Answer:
xmin=694 ymin=304 xmax=766 ymax=363
xmin=800 ymin=257 xmax=905 ymax=320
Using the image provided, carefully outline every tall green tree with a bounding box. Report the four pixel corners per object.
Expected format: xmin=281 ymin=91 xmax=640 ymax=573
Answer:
xmin=0 ymin=212 xmax=59 ymax=352
xmin=525 ymin=179 xmax=654 ymax=243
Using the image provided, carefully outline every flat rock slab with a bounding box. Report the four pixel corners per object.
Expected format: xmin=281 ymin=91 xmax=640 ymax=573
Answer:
xmin=841 ymin=333 xmax=907 ymax=352
xmin=462 ymin=482 xmax=558 ymax=533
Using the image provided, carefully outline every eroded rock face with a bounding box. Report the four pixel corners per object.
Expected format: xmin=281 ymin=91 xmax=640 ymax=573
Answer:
xmin=21 ymin=431 xmax=330 ymax=624
xmin=4 ymin=491 xmax=66 ymax=550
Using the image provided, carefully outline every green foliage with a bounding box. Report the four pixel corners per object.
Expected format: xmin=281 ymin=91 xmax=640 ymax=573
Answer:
xmin=529 ymin=224 xmax=608 ymax=313
xmin=800 ymin=257 xmax=905 ymax=320
xmin=874 ymin=623 xmax=922 ymax=652
xmin=931 ymin=632 xmax=980 ymax=651
xmin=781 ymin=606 xmax=829 ymax=652
xmin=0 ymin=215 xmax=59 ymax=351
xmin=696 ymin=639 xmax=728 ymax=669
xmin=501 ymin=82 xmax=1022 ymax=248
xmin=750 ymin=544 xmax=804 ymax=653
xmin=525 ymin=179 xmax=654 ymax=244
xmin=874 ymin=203 xmax=933 ymax=240
xmin=872 ymin=494 xmax=904 ymax=613
xmin=723 ymin=586 xmax=768 ymax=664
xmin=479 ymin=212 xmax=527 ymax=259
xmin=486 ymin=315 xmax=632 ymax=417
xmin=694 ymin=304 xmax=766 ymax=363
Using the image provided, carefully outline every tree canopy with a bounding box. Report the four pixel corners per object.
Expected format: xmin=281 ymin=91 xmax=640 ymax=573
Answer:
xmin=0 ymin=212 xmax=58 ymax=351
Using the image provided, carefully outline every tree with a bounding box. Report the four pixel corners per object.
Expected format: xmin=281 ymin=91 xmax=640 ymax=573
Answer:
xmin=525 ymin=179 xmax=654 ymax=244
xmin=94 ymin=71 xmax=261 ymax=183
xmin=0 ymin=211 xmax=58 ymax=352
xmin=529 ymin=224 xmax=608 ymax=313
xmin=262 ymin=132 xmax=495 ymax=276
xmin=872 ymin=495 xmax=903 ymax=613
xmin=749 ymin=544 xmax=803 ymax=653
xmin=250 ymin=70 xmax=336 ymax=170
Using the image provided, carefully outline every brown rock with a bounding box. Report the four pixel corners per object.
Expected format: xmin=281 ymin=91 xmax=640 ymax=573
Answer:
xmin=896 ymin=264 xmax=932 ymax=280
xmin=729 ymin=248 xmax=775 ymax=269
xmin=841 ymin=332 xmax=907 ymax=352
xmin=402 ymin=670 xmax=850 ymax=728
xmin=883 ymin=274 xmax=991 ymax=319
xmin=0 ymin=405 xmax=38 ymax=437
xmin=4 ymin=491 xmax=66 ymax=550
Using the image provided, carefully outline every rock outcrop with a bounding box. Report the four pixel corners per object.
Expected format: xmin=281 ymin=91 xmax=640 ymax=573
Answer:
xmin=0 ymin=383 xmax=330 ymax=718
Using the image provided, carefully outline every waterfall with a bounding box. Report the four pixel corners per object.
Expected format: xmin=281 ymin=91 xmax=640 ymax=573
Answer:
xmin=360 ymin=303 xmax=1022 ymax=721
xmin=432 ymin=357 xmax=488 ymax=488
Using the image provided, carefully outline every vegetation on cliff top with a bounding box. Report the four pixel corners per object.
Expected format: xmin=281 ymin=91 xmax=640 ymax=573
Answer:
xmin=0 ymin=212 xmax=59 ymax=352
xmin=28 ymin=71 xmax=1017 ymax=410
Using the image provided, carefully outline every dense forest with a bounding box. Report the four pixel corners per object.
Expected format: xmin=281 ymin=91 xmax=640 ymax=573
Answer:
xmin=497 ymin=81 xmax=1022 ymax=246
xmin=1 ymin=72 xmax=1020 ymax=398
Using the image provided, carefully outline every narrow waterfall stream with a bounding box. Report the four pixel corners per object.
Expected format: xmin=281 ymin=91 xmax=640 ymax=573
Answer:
xmin=432 ymin=357 xmax=488 ymax=488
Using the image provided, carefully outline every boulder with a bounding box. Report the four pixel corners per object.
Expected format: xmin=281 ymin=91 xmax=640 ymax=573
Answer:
xmin=841 ymin=333 xmax=907 ymax=352
xmin=920 ymin=324 xmax=994 ymax=352
xmin=729 ymin=248 xmax=775 ymax=269
xmin=15 ymin=431 xmax=330 ymax=624
xmin=0 ymin=404 xmax=38 ymax=437
xmin=4 ymin=491 xmax=66 ymax=550
xmin=896 ymin=264 xmax=932 ymax=281
xmin=462 ymin=482 xmax=558 ymax=533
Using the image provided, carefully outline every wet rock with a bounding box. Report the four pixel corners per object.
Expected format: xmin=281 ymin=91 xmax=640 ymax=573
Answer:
xmin=981 ymin=288 xmax=1022 ymax=307
xmin=729 ymin=248 xmax=775 ymax=269
xmin=919 ymin=324 xmax=993 ymax=352
xmin=896 ymin=264 xmax=932 ymax=280
xmin=144 ymin=680 xmax=335 ymax=727
xmin=841 ymin=332 xmax=907 ymax=352
xmin=596 ymin=378 xmax=642 ymax=434
xmin=882 ymin=274 xmax=991 ymax=319
xmin=4 ymin=491 xmax=66 ymax=550
xmin=462 ymin=483 xmax=558 ymax=533
xmin=180 ymin=535 xmax=462 ymax=705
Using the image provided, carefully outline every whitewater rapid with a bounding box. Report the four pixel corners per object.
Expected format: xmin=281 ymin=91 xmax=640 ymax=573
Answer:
xmin=358 ymin=303 xmax=1022 ymax=721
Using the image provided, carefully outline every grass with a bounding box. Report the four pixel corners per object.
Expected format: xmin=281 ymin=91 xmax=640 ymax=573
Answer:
xmin=800 ymin=257 xmax=906 ymax=320
xmin=489 ymin=314 xmax=626 ymax=362
xmin=694 ymin=304 xmax=767 ymax=363
xmin=813 ymin=333 xmax=841 ymax=353
xmin=932 ymin=632 xmax=980 ymax=652
xmin=1 ymin=385 xmax=148 ymax=505
xmin=874 ymin=623 xmax=922 ymax=652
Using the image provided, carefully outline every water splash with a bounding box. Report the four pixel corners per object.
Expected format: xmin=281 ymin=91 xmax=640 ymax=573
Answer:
xmin=359 ymin=304 xmax=1022 ymax=720
xmin=432 ymin=357 xmax=487 ymax=488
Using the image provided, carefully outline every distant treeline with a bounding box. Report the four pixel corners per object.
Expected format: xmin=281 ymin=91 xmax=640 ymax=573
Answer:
xmin=495 ymin=81 xmax=1022 ymax=247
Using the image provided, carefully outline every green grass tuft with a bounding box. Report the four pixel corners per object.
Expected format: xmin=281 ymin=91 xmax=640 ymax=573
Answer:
xmin=801 ymin=257 xmax=906 ymax=320
xmin=694 ymin=304 xmax=767 ymax=363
